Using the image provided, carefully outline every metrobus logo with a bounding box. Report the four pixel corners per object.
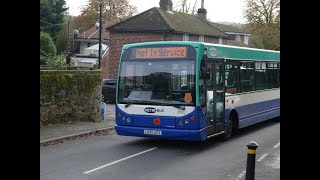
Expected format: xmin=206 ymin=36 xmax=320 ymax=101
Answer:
xmin=209 ymin=47 xmax=218 ymax=57
xmin=144 ymin=107 xmax=164 ymax=113
xmin=144 ymin=107 xmax=157 ymax=113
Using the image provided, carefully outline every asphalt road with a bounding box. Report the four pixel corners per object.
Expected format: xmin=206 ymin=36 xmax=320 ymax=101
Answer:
xmin=40 ymin=120 xmax=280 ymax=180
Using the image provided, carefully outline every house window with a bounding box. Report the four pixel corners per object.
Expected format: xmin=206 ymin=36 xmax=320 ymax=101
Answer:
xmin=199 ymin=35 xmax=204 ymax=42
xmin=219 ymin=37 xmax=223 ymax=44
xmin=235 ymin=35 xmax=240 ymax=42
xmin=87 ymin=42 xmax=91 ymax=47
xmin=183 ymin=34 xmax=189 ymax=41
xmin=244 ymin=35 xmax=249 ymax=45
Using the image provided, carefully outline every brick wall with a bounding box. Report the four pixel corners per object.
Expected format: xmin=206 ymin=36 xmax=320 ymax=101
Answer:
xmin=227 ymin=34 xmax=236 ymax=40
xmin=167 ymin=34 xmax=182 ymax=41
xmin=103 ymin=32 xmax=165 ymax=78
xmin=189 ymin=34 xmax=199 ymax=42
xmin=204 ymin=36 xmax=219 ymax=44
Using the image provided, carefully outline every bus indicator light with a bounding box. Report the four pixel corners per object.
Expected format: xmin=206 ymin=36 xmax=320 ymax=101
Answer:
xmin=190 ymin=115 xmax=195 ymax=120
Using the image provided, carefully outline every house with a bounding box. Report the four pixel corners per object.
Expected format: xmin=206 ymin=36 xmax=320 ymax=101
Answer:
xmin=209 ymin=23 xmax=250 ymax=46
xmin=103 ymin=0 xmax=250 ymax=78
xmin=70 ymin=20 xmax=118 ymax=67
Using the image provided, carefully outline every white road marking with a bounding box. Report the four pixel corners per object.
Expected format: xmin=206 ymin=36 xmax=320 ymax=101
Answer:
xmin=271 ymin=154 xmax=280 ymax=169
xmin=257 ymin=153 xmax=269 ymax=162
xmin=266 ymin=152 xmax=280 ymax=169
xmin=273 ymin=142 xmax=280 ymax=149
xmin=272 ymin=154 xmax=280 ymax=169
xmin=234 ymin=170 xmax=246 ymax=180
xmin=83 ymin=147 xmax=158 ymax=174
xmin=235 ymin=141 xmax=280 ymax=179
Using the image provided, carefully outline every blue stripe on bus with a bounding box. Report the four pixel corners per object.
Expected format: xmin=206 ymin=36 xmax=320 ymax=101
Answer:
xmin=116 ymin=105 xmax=202 ymax=130
xmin=115 ymin=125 xmax=207 ymax=141
xmin=225 ymin=98 xmax=280 ymax=129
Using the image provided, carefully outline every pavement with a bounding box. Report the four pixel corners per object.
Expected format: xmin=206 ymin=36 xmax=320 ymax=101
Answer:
xmin=40 ymin=103 xmax=116 ymax=145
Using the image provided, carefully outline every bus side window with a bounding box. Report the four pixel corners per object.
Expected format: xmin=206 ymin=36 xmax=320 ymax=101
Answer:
xmin=225 ymin=61 xmax=240 ymax=93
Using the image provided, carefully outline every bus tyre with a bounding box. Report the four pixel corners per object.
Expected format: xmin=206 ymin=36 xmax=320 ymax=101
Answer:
xmin=223 ymin=117 xmax=233 ymax=141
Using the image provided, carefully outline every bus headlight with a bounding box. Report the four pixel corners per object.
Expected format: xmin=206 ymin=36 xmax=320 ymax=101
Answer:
xmin=122 ymin=116 xmax=126 ymax=121
xmin=184 ymin=119 xmax=189 ymax=124
xmin=179 ymin=121 xmax=183 ymax=126
xmin=127 ymin=118 xmax=131 ymax=122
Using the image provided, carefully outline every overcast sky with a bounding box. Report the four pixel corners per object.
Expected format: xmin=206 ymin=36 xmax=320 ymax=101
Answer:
xmin=66 ymin=0 xmax=246 ymax=24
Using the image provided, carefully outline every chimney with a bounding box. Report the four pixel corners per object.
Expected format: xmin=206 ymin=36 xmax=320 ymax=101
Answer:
xmin=197 ymin=0 xmax=207 ymax=20
xmin=159 ymin=0 xmax=173 ymax=11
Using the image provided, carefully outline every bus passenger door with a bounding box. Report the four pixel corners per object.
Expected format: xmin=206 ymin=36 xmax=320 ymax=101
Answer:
xmin=206 ymin=60 xmax=225 ymax=136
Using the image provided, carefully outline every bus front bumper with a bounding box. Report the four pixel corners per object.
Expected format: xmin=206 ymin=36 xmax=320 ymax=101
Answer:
xmin=115 ymin=125 xmax=206 ymax=141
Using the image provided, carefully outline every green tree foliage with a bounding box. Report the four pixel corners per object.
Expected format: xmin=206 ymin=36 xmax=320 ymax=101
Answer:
xmin=40 ymin=32 xmax=57 ymax=65
xmin=40 ymin=32 xmax=66 ymax=68
xmin=47 ymin=54 xmax=66 ymax=69
xmin=55 ymin=16 xmax=73 ymax=54
xmin=244 ymin=0 xmax=280 ymax=50
xmin=55 ymin=25 xmax=68 ymax=54
xmin=40 ymin=0 xmax=68 ymax=40
xmin=173 ymin=0 xmax=199 ymax=14
xmin=74 ymin=0 xmax=138 ymax=31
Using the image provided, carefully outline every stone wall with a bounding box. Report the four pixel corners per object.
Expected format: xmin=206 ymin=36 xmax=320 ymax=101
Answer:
xmin=40 ymin=70 xmax=102 ymax=127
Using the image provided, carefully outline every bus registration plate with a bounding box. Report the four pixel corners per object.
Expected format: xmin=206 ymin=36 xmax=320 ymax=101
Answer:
xmin=144 ymin=130 xmax=162 ymax=135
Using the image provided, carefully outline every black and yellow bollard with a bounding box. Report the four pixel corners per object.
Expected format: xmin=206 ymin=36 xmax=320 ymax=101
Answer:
xmin=245 ymin=141 xmax=258 ymax=180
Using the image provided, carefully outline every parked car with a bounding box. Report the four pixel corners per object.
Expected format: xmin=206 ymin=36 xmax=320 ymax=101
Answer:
xmin=101 ymin=79 xmax=117 ymax=103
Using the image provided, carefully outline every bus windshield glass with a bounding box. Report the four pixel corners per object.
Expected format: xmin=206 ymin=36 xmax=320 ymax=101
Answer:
xmin=118 ymin=45 xmax=196 ymax=106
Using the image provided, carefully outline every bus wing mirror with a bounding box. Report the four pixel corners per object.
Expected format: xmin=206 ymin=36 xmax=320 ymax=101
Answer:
xmin=206 ymin=69 xmax=210 ymax=79
xmin=200 ymin=67 xmax=210 ymax=80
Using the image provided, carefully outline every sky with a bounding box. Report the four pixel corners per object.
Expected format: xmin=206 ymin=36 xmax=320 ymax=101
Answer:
xmin=65 ymin=0 xmax=247 ymax=24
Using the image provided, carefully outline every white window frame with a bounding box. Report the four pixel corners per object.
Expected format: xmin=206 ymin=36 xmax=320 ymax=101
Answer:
xmin=244 ymin=35 xmax=249 ymax=45
xmin=235 ymin=34 xmax=240 ymax=42
xmin=219 ymin=37 xmax=223 ymax=44
xmin=199 ymin=35 xmax=204 ymax=42
xmin=183 ymin=34 xmax=189 ymax=41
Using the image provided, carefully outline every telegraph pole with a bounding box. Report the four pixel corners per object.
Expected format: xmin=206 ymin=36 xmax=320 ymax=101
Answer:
xmin=98 ymin=0 xmax=102 ymax=69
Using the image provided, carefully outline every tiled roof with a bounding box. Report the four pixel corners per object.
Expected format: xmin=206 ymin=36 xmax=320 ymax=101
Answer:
xmin=107 ymin=7 xmax=227 ymax=38
xmin=160 ymin=9 xmax=227 ymax=37
xmin=210 ymin=22 xmax=249 ymax=34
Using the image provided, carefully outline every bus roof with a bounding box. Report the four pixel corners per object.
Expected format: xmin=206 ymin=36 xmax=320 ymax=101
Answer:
xmin=122 ymin=41 xmax=280 ymax=62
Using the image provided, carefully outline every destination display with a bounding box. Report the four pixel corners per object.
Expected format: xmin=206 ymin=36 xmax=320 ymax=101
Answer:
xmin=134 ymin=47 xmax=187 ymax=59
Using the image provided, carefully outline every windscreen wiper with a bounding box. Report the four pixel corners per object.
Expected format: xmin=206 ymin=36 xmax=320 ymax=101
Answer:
xmin=125 ymin=103 xmax=132 ymax=108
xmin=124 ymin=100 xmax=158 ymax=108
xmin=172 ymin=105 xmax=185 ymax=110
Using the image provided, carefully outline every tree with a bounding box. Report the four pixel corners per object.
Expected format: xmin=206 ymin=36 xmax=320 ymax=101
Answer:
xmin=74 ymin=0 xmax=138 ymax=31
xmin=243 ymin=0 xmax=280 ymax=50
xmin=40 ymin=0 xmax=68 ymax=40
xmin=174 ymin=0 xmax=198 ymax=14
xmin=55 ymin=16 xmax=75 ymax=54
xmin=40 ymin=32 xmax=57 ymax=65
